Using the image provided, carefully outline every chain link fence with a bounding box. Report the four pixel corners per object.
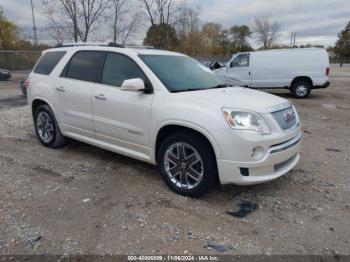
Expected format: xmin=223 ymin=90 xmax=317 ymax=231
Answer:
xmin=330 ymin=57 xmax=350 ymax=67
xmin=0 ymin=51 xmax=42 ymax=70
xmin=0 ymin=50 xmax=348 ymax=71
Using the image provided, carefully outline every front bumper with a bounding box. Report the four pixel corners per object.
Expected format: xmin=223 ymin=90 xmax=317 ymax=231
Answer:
xmin=217 ymin=131 xmax=302 ymax=185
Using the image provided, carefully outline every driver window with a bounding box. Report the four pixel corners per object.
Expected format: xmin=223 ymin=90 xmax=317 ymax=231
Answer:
xmin=102 ymin=53 xmax=147 ymax=87
xmin=230 ymin=54 xmax=250 ymax=68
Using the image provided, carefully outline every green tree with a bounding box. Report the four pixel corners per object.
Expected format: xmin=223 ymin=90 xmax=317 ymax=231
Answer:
xmin=0 ymin=7 xmax=20 ymax=49
xmin=143 ymin=23 xmax=178 ymax=50
xmin=217 ymin=29 xmax=231 ymax=56
xmin=230 ymin=25 xmax=252 ymax=52
xmin=334 ymin=21 xmax=350 ymax=61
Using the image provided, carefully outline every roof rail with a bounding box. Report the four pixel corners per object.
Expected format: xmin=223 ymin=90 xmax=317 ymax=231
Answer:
xmin=54 ymin=42 xmax=125 ymax=48
xmin=107 ymin=42 xmax=124 ymax=48
xmin=125 ymin=45 xmax=154 ymax=49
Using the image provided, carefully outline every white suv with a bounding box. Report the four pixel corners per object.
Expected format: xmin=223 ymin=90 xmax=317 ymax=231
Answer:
xmin=27 ymin=43 xmax=302 ymax=197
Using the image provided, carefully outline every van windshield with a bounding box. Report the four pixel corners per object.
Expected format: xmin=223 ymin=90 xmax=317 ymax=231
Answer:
xmin=139 ymin=55 xmax=231 ymax=93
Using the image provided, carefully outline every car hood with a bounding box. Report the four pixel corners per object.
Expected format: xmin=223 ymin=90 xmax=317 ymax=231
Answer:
xmin=174 ymin=87 xmax=290 ymax=114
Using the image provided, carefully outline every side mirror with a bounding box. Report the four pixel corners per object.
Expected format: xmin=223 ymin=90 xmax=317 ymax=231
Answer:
xmin=121 ymin=78 xmax=146 ymax=92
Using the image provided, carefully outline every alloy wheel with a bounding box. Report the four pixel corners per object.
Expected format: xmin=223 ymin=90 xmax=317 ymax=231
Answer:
xmin=36 ymin=111 xmax=54 ymax=143
xmin=164 ymin=142 xmax=204 ymax=190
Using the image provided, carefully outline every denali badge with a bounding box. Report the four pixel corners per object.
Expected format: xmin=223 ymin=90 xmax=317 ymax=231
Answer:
xmin=283 ymin=110 xmax=296 ymax=123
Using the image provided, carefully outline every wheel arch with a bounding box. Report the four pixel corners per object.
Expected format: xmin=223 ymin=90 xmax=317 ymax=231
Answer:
xmin=154 ymin=122 xmax=221 ymax=164
xmin=31 ymin=97 xmax=56 ymax=117
xmin=291 ymin=76 xmax=313 ymax=88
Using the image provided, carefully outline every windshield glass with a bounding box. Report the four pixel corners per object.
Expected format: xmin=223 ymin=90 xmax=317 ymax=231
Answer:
xmin=139 ymin=55 xmax=229 ymax=92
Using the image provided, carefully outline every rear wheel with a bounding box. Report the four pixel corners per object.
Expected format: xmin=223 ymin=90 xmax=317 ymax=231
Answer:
xmin=157 ymin=132 xmax=217 ymax=197
xmin=291 ymin=81 xmax=311 ymax=99
xmin=34 ymin=105 xmax=66 ymax=148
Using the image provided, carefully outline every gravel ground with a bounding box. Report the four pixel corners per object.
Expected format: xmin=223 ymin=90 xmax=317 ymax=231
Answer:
xmin=0 ymin=73 xmax=349 ymax=256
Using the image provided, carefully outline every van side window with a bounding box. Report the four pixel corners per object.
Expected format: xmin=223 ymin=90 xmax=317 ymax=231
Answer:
xmin=65 ymin=51 xmax=105 ymax=82
xmin=230 ymin=54 xmax=250 ymax=68
xmin=33 ymin=51 xmax=66 ymax=75
xmin=101 ymin=53 xmax=148 ymax=87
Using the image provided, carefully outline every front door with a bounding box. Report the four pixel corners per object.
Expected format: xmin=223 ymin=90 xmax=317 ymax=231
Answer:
xmin=226 ymin=53 xmax=251 ymax=87
xmin=92 ymin=52 xmax=153 ymax=158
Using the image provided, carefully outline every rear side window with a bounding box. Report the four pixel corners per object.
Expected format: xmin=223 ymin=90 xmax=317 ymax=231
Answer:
xmin=102 ymin=53 xmax=148 ymax=87
xmin=33 ymin=51 xmax=66 ymax=75
xmin=64 ymin=51 xmax=105 ymax=82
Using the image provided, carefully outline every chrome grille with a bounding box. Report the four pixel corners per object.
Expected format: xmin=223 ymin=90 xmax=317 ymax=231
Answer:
xmin=271 ymin=106 xmax=297 ymax=130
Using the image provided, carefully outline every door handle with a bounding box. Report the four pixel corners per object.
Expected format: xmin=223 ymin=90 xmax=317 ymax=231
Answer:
xmin=95 ymin=94 xmax=107 ymax=100
xmin=56 ymin=86 xmax=65 ymax=92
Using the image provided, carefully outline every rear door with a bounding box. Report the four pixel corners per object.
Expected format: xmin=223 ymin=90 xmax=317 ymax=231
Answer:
xmin=92 ymin=52 xmax=153 ymax=158
xmin=57 ymin=51 xmax=105 ymax=138
xmin=226 ymin=53 xmax=251 ymax=86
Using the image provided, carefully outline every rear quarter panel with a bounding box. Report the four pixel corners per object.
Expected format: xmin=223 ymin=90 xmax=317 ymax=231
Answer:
xmin=28 ymin=49 xmax=73 ymax=122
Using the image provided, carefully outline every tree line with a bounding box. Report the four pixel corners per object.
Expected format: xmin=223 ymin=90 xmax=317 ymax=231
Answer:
xmin=0 ymin=0 xmax=349 ymax=61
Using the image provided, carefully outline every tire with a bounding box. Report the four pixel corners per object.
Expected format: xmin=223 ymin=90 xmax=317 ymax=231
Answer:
xmin=33 ymin=105 xmax=66 ymax=148
xmin=291 ymin=81 xmax=312 ymax=99
xmin=157 ymin=132 xmax=217 ymax=197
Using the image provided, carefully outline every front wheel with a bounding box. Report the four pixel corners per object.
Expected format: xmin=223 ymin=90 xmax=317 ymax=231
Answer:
xmin=291 ymin=81 xmax=312 ymax=99
xmin=157 ymin=132 xmax=217 ymax=197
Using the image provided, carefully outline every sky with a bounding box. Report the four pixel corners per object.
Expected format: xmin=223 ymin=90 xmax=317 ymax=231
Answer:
xmin=188 ymin=0 xmax=350 ymax=47
xmin=0 ymin=0 xmax=349 ymax=48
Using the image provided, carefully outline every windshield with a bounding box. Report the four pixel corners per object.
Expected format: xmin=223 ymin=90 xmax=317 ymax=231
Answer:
xmin=139 ymin=55 xmax=229 ymax=92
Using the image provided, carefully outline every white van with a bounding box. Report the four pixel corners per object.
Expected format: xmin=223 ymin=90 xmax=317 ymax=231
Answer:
xmin=215 ymin=48 xmax=330 ymax=98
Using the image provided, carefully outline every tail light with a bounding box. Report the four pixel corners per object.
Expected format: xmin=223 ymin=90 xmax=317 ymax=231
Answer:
xmin=326 ymin=67 xmax=330 ymax=76
xmin=24 ymin=79 xmax=30 ymax=89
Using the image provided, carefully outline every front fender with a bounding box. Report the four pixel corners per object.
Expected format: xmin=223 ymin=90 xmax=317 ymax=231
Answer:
xmin=152 ymin=120 xmax=222 ymax=160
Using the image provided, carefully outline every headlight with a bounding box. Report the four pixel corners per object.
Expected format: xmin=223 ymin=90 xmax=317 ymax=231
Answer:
xmin=222 ymin=108 xmax=271 ymax=135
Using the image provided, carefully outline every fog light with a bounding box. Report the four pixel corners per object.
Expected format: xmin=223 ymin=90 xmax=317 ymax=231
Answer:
xmin=251 ymin=146 xmax=266 ymax=160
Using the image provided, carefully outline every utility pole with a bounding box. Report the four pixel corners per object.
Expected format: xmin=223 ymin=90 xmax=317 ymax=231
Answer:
xmin=293 ymin=32 xmax=298 ymax=47
xmin=290 ymin=32 xmax=294 ymax=47
xmin=30 ymin=0 xmax=38 ymax=47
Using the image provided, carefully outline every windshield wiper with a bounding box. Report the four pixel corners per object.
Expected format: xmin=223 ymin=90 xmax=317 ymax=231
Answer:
xmin=171 ymin=84 xmax=231 ymax=93
xmin=208 ymin=84 xmax=231 ymax=89
xmin=171 ymin=88 xmax=205 ymax=93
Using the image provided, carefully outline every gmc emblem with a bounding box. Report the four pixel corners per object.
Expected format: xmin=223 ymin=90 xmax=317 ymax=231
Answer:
xmin=283 ymin=111 xmax=296 ymax=123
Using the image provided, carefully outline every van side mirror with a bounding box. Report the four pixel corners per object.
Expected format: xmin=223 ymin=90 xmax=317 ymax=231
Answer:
xmin=121 ymin=78 xmax=150 ymax=93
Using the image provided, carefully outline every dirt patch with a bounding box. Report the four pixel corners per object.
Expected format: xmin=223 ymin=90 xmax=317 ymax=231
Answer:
xmin=0 ymin=96 xmax=27 ymax=110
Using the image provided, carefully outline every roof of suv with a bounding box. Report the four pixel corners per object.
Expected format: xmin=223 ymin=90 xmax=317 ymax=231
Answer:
xmin=46 ymin=44 xmax=184 ymax=57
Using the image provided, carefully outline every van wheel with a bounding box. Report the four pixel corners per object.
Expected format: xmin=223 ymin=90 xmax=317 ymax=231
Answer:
xmin=34 ymin=105 xmax=66 ymax=148
xmin=157 ymin=132 xmax=217 ymax=197
xmin=291 ymin=81 xmax=311 ymax=99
